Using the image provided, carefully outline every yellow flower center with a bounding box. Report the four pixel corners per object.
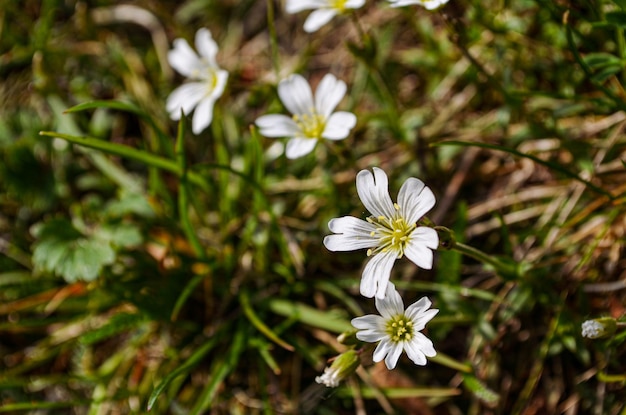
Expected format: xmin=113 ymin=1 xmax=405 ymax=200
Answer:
xmin=190 ymin=61 xmax=219 ymax=92
xmin=386 ymin=315 xmax=414 ymax=343
xmin=330 ymin=0 xmax=348 ymax=10
xmin=293 ymin=112 xmax=326 ymax=139
xmin=366 ymin=203 xmax=416 ymax=258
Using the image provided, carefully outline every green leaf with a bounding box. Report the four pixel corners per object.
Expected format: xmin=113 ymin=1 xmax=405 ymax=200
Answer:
xmin=338 ymin=386 xmax=462 ymax=399
xmin=240 ymin=290 xmax=294 ymax=351
xmin=605 ymin=11 xmax=626 ymax=28
xmin=582 ymin=53 xmax=621 ymax=70
xmin=80 ymin=312 xmax=147 ymax=345
xmin=591 ymin=65 xmax=622 ymax=83
xmin=38 ymin=131 xmax=209 ymax=191
xmin=95 ymin=224 xmax=143 ymax=249
xmin=65 ymin=100 xmax=146 ymax=116
xmin=104 ymin=191 xmax=155 ymax=219
xmin=32 ymin=219 xmax=115 ymax=283
xmin=268 ymin=299 xmax=353 ymax=333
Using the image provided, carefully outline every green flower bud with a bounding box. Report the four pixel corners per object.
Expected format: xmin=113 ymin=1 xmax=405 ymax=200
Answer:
xmin=581 ymin=317 xmax=617 ymax=339
xmin=315 ymin=350 xmax=360 ymax=388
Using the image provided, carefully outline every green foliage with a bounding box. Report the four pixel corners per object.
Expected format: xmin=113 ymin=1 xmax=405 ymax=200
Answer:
xmin=31 ymin=217 xmax=142 ymax=282
xmin=1 ymin=0 xmax=625 ymax=413
xmin=31 ymin=218 xmax=114 ymax=282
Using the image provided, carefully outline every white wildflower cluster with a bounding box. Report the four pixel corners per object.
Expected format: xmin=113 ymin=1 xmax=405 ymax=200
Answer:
xmin=324 ymin=168 xmax=440 ymax=372
xmin=164 ymin=0 xmax=447 ymax=389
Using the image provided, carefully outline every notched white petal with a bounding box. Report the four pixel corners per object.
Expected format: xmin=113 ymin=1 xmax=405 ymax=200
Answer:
xmin=285 ymin=137 xmax=317 ymax=159
xmin=255 ymin=114 xmax=299 ymax=137
xmin=360 ymin=251 xmax=396 ymax=299
xmin=278 ymin=74 xmax=314 ymax=116
xmin=356 ymin=168 xmax=395 ymax=218
xmin=375 ymin=282 xmax=404 ymax=318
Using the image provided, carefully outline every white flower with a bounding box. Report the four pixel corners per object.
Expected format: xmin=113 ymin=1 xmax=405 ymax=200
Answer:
xmin=352 ymin=283 xmax=438 ymax=370
xmin=387 ymin=0 xmax=449 ymax=9
xmin=166 ymin=28 xmax=228 ymax=134
xmin=286 ymin=0 xmax=366 ymax=33
xmin=255 ymin=74 xmax=356 ymax=159
xmin=323 ymin=167 xmax=439 ymax=299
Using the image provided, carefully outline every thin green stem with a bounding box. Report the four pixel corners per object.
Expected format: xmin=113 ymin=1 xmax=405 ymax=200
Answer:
xmin=266 ymin=0 xmax=280 ymax=79
xmin=616 ymin=25 xmax=626 ymax=86
xmin=175 ymin=117 xmax=205 ymax=259
xmin=451 ymin=242 xmax=519 ymax=278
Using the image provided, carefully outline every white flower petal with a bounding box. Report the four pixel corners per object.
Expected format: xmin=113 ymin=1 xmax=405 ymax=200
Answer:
xmin=166 ymin=83 xmax=206 ymax=120
xmin=255 ymin=114 xmax=299 ymax=137
xmin=404 ymin=240 xmax=434 ymax=269
xmin=286 ymin=0 xmax=325 ymax=13
xmin=195 ymin=28 xmax=218 ymax=67
xmin=346 ymin=0 xmax=366 ymax=7
xmin=357 ymin=331 xmax=387 ymax=342
xmin=168 ymin=38 xmax=201 ymax=77
xmin=191 ymin=96 xmax=215 ymax=134
xmin=278 ymin=74 xmax=315 ymax=116
xmin=323 ymin=233 xmax=378 ymax=251
xmin=398 ymin=178 xmax=436 ymax=224
xmin=405 ymin=297 xmax=432 ymax=318
xmin=404 ymin=339 xmax=428 ymax=365
xmin=322 ymin=111 xmax=356 ymax=140
xmin=372 ymin=338 xmax=393 ymax=363
xmin=375 ymin=282 xmax=405 ymax=319
xmin=315 ymin=74 xmax=346 ymax=118
xmin=285 ymin=137 xmax=317 ymax=159
xmin=356 ymin=168 xmax=396 ymax=218
xmin=412 ymin=226 xmax=439 ymax=249
xmin=213 ymin=69 xmax=229 ymax=98
xmin=323 ymin=216 xmax=378 ymax=251
xmin=303 ymin=9 xmax=338 ymax=33
xmin=383 ymin=343 xmax=403 ymax=370
xmin=360 ymin=251 xmax=397 ymax=299
xmin=412 ymin=332 xmax=437 ymax=357
xmin=351 ymin=314 xmax=383 ymax=330
xmin=404 ymin=227 xmax=438 ymax=269
xmin=328 ymin=216 xmax=376 ymax=236
xmin=413 ymin=309 xmax=439 ymax=331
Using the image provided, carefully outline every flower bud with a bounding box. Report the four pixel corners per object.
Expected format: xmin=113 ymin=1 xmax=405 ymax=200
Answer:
xmin=581 ymin=317 xmax=617 ymax=339
xmin=315 ymin=350 xmax=360 ymax=388
xmin=337 ymin=329 xmax=359 ymax=346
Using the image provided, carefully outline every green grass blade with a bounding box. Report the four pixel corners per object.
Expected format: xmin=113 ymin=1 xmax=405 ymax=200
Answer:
xmin=189 ymin=323 xmax=247 ymax=414
xmin=0 ymin=401 xmax=89 ymax=412
xmin=65 ymin=100 xmax=174 ymax=157
xmin=39 ymin=131 xmax=208 ymax=190
xmin=240 ymin=290 xmax=294 ymax=351
xmin=147 ymin=334 xmax=222 ymax=411
xmin=338 ymin=386 xmax=462 ymax=399
xmin=268 ymin=299 xmax=353 ymax=334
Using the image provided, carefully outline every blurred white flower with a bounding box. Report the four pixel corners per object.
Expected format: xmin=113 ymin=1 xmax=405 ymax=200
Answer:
xmin=286 ymin=0 xmax=366 ymax=33
xmin=255 ymin=74 xmax=356 ymax=159
xmin=166 ymin=28 xmax=228 ymax=134
xmin=323 ymin=167 xmax=439 ymax=299
xmin=352 ymin=282 xmax=438 ymax=370
xmin=387 ymin=0 xmax=448 ymax=9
